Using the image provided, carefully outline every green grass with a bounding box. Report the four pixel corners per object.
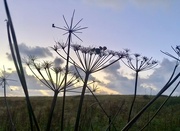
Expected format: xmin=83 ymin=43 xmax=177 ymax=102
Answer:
xmin=0 ymin=95 xmax=180 ymax=131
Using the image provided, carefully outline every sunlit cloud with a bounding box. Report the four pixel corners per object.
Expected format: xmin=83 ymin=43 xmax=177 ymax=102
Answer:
xmin=97 ymin=86 xmax=120 ymax=95
xmin=39 ymin=90 xmax=51 ymax=96
xmin=140 ymin=83 xmax=157 ymax=91
xmin=9 ymin=86 xmax=20 ymax=91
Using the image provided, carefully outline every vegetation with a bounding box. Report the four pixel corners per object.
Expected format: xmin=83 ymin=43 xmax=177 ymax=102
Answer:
xmin=0 ymin=95 xmax=180 ymax=131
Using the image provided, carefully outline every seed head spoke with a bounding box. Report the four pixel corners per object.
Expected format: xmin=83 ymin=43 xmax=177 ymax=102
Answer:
xmin=72 ymin=18 xmax=83 ymax=30
xmin=63 ymin=15 xmax=70 ymax=29
xmin=72 ymin=32 xmax=83 ymax=42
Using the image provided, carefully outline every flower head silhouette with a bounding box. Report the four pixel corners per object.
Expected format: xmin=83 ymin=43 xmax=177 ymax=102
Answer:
xmin=26 ymin=56 xmax=79 ymax=92
xmin=161 ymin=45 xmax=180 ymax=61
xmin=53 ymin=42 xmax=128 ymax=130
xmin=123 ymin=53 xmax=158 ymax=72
xmin=52 ymin=10 xmax=87 ymax=42
xmin=52 ymin=10 xmax=88 ymax=131
xmin=53 ymin=43 xmax=127 ymax=73
xmin=122 ymin=51 xmax=158 ymax=122
xmin=52 ymin=10 xmax=128 ymax=131
xmin=25 ymin=56 xmax=80 ymax=130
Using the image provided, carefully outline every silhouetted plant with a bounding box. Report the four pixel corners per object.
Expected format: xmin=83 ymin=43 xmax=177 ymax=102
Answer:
xmin=161 ymin=45 xmax=180 ymax=61
xmin=122 ymin=47 xmax=180 ymax=131
xmin=4 ymin=1 xmax=40 ymax=130
xmin=105 ymin=100 xmax=125 ymax=131
xmin=25 ymin=56 xmax=80 ymax=131
xmin=5 ymin=1 xmax=179 ymax=130
xmin=122 ymin=66 xmax=180 ymax=130
xmin=52 ymin=10 xmax=128 ymax=130
xmin=52 ymin=10 xmax=87 ymax=131
xmin=0 ymin=67 xmax=16 ymax=131
xmin=141 ymin=69 xmax=180 ymax=130
xmin=121 ymin=51 xmax=158 ymax=122
xmin=52 ymin=43 xmax=128 ymax=130
xmin=74 ymin=66 xmax=122 ymax=131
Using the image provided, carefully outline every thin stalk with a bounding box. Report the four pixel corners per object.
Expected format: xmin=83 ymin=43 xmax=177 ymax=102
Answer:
xmin=46 ymin=90 xmax=59 ymax=131
xmin=74 ymin=64 xmax=109 ymax=117
xmin=4 ymin=1 xmax=40 ymax=130
xmin=121 ymin=72 xmax=180 ymax=131
xmin=140 ymin=81 xmax=180 ymax=131
xmin=7 ymin=19 xmax=38 ymax=131
xmin=61 ymin=32 xmax=72 ymax=131
xmin=46 ymin=68 xmax=56 ymax=90
xmin=106 ymin=100 xmax=125 ymax=131
xmin=28 ymin=66 xmax=53 ymax=90
xmin=74 ymin=72 xmax=90 ymax=131
xmin=5 ymin=6 xmax=34 ymax=131
xmin=108 ymin=116 xmax=111 ymax=131
xmin=128 ymin=71 xmax=139 ymax=122
xmin=3 ymin=82 xmax=16 ymax=131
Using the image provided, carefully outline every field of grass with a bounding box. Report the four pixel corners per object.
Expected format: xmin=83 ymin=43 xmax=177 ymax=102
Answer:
xmin=0 ymin=95 xmax=180 ymax=131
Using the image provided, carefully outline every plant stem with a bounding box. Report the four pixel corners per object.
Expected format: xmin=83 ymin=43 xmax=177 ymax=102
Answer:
xmin=4 ymin=1 xmax=40 ymax=130
xmin=46 ymin=90 xmax=59 ymax=131
xmin=128 ymin=71 xmax=139 ymax=122
xmin=74 ymin=72 xmax=90 ymax=131
xmin=61 ymin=32 xmax=72 ymax=131
xmin=3 ymin=82 xmax=16 ymax=131
xmin=121 ymin=72 xmax=180 ymax=131
xmin=140 ymin=81 xmax=180 ymax=131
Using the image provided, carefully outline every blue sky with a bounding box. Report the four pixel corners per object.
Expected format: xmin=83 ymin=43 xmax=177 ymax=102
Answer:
xmin=1 ymin=0 xmax=180 ymax=96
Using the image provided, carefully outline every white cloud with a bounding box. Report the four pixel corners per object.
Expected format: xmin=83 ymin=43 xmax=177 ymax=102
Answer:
xmin=140 ymin=83 xmax=157 ymax=91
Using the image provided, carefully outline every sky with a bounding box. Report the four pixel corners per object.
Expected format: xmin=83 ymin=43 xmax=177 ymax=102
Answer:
xmin=1 ymin=0 xmax=180 ymax=96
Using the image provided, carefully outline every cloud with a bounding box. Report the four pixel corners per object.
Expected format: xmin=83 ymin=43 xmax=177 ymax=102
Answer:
xmin=0 ymin=68 xmax=52 ymax=96
xmin=102 ymin=61 xmax=135 ymax=94
xmin=101 ymin=58 xmax=180 ymax=95
xmin=19 ymin=43 xmax=53 ymax=58
xmin=6 ymin=43 xmax=53 ymax=61
xmin=6 ymin=52 xmax=13 ymax=61
xmin=132 ymin=0 xmax=171 ymax=8
xmin=53 ymin=57 xmax=64 ymax=67
xmin=83 ymin=0 xmax=171 ymax=10
xmin=1 ymin=57 xmax=180 ymax=96
xmin=139 ymin=58 xmax=180 ymax=95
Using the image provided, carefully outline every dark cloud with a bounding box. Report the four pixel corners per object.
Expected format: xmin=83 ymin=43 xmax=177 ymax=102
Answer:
xmin=0 ymin=68 xmax=51 ymax=96
xmin=103 ymin=61 xmax=135 ymax=94
xmin=6 ymin=52 xmax=12 ymax=61
xmin=68 ymin=64 xmax=99 ymax=83
xmin=19 ymin=43 xmax=53 ymax=58
xmin=6 ymin=43 xmax=53 ymax=61
xmin=5 ymin=70 xmax=47 ymax=90
xmin=53 ymin=57 xmax=64 ymax=67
